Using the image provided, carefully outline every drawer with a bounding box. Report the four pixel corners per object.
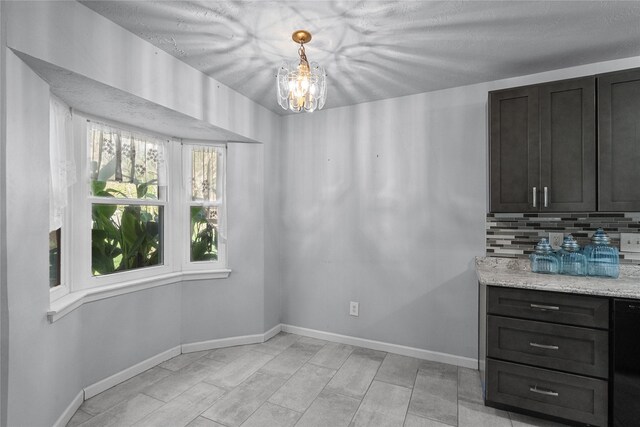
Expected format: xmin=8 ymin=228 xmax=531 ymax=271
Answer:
xmin=488 ymin=315 xmax=608 ymax=378
xmin=488 ymin=286 xmax=609 ymax=328
xmin=487 ymin=359 xmax=608 ymax=427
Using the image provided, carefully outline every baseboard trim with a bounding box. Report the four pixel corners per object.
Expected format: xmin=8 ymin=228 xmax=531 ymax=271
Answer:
xmin=182 ymin=324 xmax=282 ymax=353
xmin=281 ymin=324 xmax=478 ymax=369
xmin=52 ymin=390 xmax=83 ymax=427
xmin=84 ymin=345 xmax=181 ymax=399
xmin=263 ymin=323 xmax=282 ymax=341
xmin=181 ymin=333 xmax=264 ymax=353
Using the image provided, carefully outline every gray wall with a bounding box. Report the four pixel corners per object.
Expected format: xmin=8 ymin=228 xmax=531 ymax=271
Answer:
xmin=0 ymin=2 xmax=8 ymax=425
xmin=80 ymin=284 xmax=182 ymax=387
xmin=279 ymin=89 xmax=487 ymax=359
xmin=264 ymin=126 xmax=282 ymax=331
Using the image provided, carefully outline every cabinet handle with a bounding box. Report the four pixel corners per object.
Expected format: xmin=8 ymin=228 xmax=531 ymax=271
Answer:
xmin=529 ymin=342 xmax=559 ymax=350
xmin=529 ymin=386 xmax=559 ymax=397
xmin=544 ymin=187 xmax=549 ymax=207
xmin=530 ymin=303 xmax=560 ymax=311
xmin=532 ymin=187 xmax=537 ymax=208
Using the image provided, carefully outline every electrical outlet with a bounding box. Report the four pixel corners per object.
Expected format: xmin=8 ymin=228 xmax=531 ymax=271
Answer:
xmin=349 ymin=301 xmax=359 ymax=317
xmin=549 ymin=232 xmax=564 ymax=250
xmin=620 ymin=233 xmax=640 ymax=253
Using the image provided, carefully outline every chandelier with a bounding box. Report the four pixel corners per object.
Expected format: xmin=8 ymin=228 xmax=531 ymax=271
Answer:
xmin=276 ymin=30 xmax=327 ymax=113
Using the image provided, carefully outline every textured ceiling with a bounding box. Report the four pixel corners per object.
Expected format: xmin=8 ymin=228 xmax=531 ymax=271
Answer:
xmin=83 ymin=1 xmax=640 ymax=114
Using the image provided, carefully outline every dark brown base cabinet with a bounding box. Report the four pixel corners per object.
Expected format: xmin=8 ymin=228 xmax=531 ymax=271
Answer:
xmin=480 ymin=286 xmax=610 ymax=426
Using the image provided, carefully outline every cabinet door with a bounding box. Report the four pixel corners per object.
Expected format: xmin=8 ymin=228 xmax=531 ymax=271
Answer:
xmin=598 ymin=69 xmax=640 ymax=211
xmin=539 ymin=78 xmax=596 ymax=212
xmin=490 ymin=87 xmax=540 ymax=212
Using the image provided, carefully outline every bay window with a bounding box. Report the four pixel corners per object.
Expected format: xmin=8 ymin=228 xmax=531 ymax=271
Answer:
xmin=49 ymin=111 xmax=228 ymax=313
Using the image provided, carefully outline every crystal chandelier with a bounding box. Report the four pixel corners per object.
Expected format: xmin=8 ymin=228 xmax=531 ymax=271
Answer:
xmin=276 ymin=30 xmax=327 ymax=113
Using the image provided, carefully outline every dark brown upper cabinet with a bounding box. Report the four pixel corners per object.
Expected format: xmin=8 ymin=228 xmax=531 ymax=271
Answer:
xmin=490 ymin=87 xmax=539 ymax=212
xmin=598 ymin=68 xmax=640 ymax=212
xmin=490 ymin=77 xmax=596 ymax=213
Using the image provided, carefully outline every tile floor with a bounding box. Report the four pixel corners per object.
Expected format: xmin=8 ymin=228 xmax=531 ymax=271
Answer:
xmin=67 ymin=332 xmax=568 ymax=427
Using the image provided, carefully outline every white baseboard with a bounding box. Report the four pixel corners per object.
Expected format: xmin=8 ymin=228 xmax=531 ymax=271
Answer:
xmin=181 ymin=333 xmax=264 ymax=353
xmin=263 ymin=323 xmax=282 ymax=341
xmin=281 ymin=324 xmax=478 ymax=369
xmin=182 ymin=324 xmax=282 ymax=353
xmin=84 ymin=345 xmax=181 ymax=399
xmin=52 ymin=390 xmax=83 ymax=427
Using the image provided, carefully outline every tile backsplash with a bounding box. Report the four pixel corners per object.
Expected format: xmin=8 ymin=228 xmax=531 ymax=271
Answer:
xmin=486 ymin=212 xmax=640 ymax=265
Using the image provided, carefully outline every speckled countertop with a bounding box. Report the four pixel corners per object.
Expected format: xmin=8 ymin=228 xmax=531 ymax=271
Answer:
xmin=476 ymin=256 xmax=640 ymax=299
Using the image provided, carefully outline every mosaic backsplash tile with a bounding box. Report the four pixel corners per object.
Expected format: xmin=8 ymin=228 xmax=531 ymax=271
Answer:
xmin=486 ymin=212 xmax=640 ymax=265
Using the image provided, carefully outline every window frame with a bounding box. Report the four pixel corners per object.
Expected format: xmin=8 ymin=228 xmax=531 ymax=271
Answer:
xmin=77 ymin=117 xmax=176 ymax=290
xmin=181 ymin=141 xmax=227 ymax=274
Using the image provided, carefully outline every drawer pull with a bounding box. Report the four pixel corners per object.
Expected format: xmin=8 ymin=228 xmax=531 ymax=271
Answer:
xmin=530 ymin=303 xmax=560 ymax=311
xmin=529 ymin=386 xmax=559 ymax=397
xmin=529 ymin=342 xmax=559 ymax=350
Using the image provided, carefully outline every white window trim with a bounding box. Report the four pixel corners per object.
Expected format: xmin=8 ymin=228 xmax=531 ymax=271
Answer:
xmin=48 ymin=114 xmax=231 ymax=319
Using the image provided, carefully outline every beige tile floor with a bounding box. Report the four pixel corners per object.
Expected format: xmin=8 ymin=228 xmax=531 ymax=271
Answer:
xmin=67 ymin=332 xmax=568 ymax=427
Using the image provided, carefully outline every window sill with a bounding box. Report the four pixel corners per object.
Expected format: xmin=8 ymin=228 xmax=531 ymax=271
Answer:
xmin=48 ymin=269 xmax=232 ymax=323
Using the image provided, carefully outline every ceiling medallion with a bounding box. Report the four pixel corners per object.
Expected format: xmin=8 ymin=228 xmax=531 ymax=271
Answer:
xmin=276 ymin=30 xmax=327 ymax=113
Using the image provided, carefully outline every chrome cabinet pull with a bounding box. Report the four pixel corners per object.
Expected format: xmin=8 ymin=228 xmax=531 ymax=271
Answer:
xmin=544 ymin=186 xmax=549 ymax=207
xmin=530 ymin=303 xmax=560 ymax=311
xmin=532 ymin=187 xmax=537 ymax=208
xmin=529 ymin=342 xmax=559 ymax=350
xmin=529 ymin=386 xmax=559 ymax=397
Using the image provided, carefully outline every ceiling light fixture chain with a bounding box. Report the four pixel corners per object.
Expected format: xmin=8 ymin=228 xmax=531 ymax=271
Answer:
xmin=276 ymin=30 xmax=327 ymax=113
xmin=297 ymin=43 xmax=309 ymax=70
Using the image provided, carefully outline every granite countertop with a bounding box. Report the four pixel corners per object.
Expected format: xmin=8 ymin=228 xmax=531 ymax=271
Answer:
xmin=476 ymin=256 xmax=640 ymax=299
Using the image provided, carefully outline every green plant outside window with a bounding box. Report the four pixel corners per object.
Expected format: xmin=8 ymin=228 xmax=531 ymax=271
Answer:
xmin=91 ymin=202 xmax=162 ymax=276
xmin=190 ymin=206 xmax=218 ymax=262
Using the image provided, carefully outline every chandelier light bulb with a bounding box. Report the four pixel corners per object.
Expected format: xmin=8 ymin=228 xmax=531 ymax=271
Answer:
xmin=276 ymin=30 xmax=327 ymax=113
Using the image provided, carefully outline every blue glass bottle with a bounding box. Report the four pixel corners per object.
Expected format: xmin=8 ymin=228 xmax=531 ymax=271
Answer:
xmin=530 ymin=238 xmax=559 ymax=274
xmin=557 ymin=234 xmax=586 ymax=276
xmin=584 ymin=228 xmax=619 ymax=278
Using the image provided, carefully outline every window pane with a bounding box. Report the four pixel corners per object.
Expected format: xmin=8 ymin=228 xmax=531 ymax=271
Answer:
xmin=89 ymin=125 xmax=163 ymax=200
xmin=191 ymin=147 xmax=218 ymax=202
xmin=190 ymin=206 xmax=218 ymax=262
xmin=92 ymin=204 xmax=163 ymax=275
xmin=49 ymin=228 xmax=61 ymax=288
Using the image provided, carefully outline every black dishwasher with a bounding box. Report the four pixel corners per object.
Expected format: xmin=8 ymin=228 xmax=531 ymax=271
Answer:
xmin=613 ymin=299 xmax=640 ymax=426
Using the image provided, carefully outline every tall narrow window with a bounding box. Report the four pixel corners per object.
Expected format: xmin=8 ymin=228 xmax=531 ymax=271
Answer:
xmin=185 ymin=144 xmax=225 ymax=266
xmin=88 ymin=122 xmax=166 ymax=276
xmin=49 ymin=95 xmax=74 ymax=296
